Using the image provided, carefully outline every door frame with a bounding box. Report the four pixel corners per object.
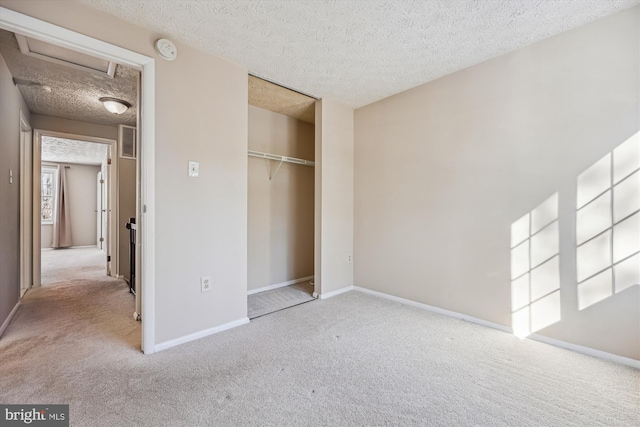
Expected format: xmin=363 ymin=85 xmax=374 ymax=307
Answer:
xmin=19 ymin=111 xmax=32 ymax=298
xmin=0 ymin=6 xmax=157 ymax=354
xmin=34 ymin=131 xmax=117 ymax=277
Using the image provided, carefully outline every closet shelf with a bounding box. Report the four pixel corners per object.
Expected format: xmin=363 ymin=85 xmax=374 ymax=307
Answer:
xmin=248 ymin=150 xmax=315 ymax=166
xmin=248 ymin=150 xmax=314 ymax=181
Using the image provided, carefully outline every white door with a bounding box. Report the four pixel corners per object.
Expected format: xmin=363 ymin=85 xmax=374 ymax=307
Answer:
xmin=96 ymin=171 xmax=106 ymax=251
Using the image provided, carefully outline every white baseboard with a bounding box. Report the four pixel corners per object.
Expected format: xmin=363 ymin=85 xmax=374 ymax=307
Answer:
xmin=353 ymin=286 xmax=639 ymax=370
xmin=248 ymin=276 xmax=313 ymax=295
xmin=0 ymin=301 xmax=21 ymax=339
xmin=319 ymin=285 xmax=354 ymax=300
xmin=529 ymin=333 xmax=640 ymax=369
xmin=154 ymin=317 xmax=249 ymax=352
xmin=353 ymin=287 xmax=510 ymax=333
xmin=41 ymin=245 xmax=97 ymax=250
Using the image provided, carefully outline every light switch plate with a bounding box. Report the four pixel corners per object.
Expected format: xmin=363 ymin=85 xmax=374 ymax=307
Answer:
xmin=188 ymin=161 xmax=199 ymax=177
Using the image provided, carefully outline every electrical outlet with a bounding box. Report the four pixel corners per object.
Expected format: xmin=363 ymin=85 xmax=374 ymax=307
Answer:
xmin=201 ymin=276 xmax=212 ymax=292
xmin=347 ymin=254 xmax=352 ymax=263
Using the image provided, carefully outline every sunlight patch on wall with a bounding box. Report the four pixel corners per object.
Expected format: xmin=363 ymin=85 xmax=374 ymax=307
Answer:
xmin=511 ymin=193 xmax=561 ymax=338
xmin=576 ymin=132 xmax=640 ymax=310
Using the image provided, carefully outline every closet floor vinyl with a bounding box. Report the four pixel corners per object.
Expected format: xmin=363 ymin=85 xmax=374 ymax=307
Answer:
xmin=248 ymin=281 xmax=316 ymax=319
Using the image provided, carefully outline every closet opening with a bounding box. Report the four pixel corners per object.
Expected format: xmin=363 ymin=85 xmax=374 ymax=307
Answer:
xmin=247 ymin=75 xmax=317 ymax=319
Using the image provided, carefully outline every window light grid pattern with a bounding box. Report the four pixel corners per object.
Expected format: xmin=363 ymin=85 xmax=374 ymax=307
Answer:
xmin=576 ymin=133 xmax=640 ymax=310
xmin=511 ymin=193 xmax=561 ymax=338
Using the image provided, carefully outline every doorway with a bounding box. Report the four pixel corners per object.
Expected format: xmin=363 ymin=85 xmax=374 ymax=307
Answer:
xmin=247 ymin=75 xmax=317 ymax=319
xmin=34 ymin=132 xmax=117 ymax=281
xmin=0 ymin=6 xmax=156 ymax=353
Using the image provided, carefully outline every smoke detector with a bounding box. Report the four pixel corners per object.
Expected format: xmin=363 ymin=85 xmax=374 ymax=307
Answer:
xmin=155 ymin=38 xmax=177 ymax=61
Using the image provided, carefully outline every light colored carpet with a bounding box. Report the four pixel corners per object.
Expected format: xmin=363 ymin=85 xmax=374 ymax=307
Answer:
xmin=2 ymin=247 xmax=140 ymax=358
xmin=248 ymin=281 xmax=316 ymax=319
xmin=1 ymin=276 xmax=639 ymax=426
xmin=41 ymin=247 xmax=109 ymax=286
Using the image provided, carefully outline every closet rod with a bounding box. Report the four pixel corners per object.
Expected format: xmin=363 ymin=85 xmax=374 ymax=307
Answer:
xmin=248 ymin=150 xmax=315 ymax=167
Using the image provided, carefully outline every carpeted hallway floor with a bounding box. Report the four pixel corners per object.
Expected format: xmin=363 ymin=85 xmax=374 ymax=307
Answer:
xmin=40 ymin=247 xmax=115 ymax=287
xmin=2 ymin=247 xmax=140 ymax=360
xmin=1 ymin=253 xmax=638 ymax=426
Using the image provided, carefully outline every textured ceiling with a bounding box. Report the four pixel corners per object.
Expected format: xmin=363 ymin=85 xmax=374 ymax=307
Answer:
xmin=249 ymin=75 xmax=315 ymax=124
xmin=79 ymin=0 xmax=639 ymax=109
xmin=0 ymin=29 xmax=138 ymax=127
xmin=41 ymin=136 xmax=109 ymax=165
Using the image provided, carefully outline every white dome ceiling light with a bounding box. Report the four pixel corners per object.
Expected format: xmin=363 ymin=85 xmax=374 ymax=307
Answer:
xmin=99 ymin=97 xmax=131 ymax=114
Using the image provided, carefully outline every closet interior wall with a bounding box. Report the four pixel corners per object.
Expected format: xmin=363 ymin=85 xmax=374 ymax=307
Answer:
xmin=247 ymin=105 xmax=315 ymax=292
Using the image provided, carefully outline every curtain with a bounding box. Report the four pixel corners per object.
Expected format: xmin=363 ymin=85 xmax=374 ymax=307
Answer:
xmin=52 ymin=165 xmax=72 ymax=248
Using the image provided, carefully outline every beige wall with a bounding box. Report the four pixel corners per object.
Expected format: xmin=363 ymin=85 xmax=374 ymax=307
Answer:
xmin=41 ymin=225 xmax=51 ymax=250
xmin=354 ymin=8 xmax=640 ymax=360
xmin=248 ymin=106 xmax=314 ymax=291
xmin=40 ymin=163 xmax=101 ymax=248
xmin=30 ymin=114 xmax=118 ymax=141
xmin=118 ymin=158 xmax=135 ymax=280
xmin=0 ymin=50 xmax=30 ymax=328
xmin=315 ymin=99 xmax=354 ymax=295
xmin=0 ymin=0 xmax=249 ymax=345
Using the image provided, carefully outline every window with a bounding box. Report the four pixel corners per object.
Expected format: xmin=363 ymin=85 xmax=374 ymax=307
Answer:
xmin=41 ymin=167 xmax=57 ymax=224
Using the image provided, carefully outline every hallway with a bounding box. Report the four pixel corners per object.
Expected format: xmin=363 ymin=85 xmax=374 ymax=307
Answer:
xmin=0 ymin=247 xmax=141 ymax=396
xmin=41 ymin=247 xmax=108 ymax=286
